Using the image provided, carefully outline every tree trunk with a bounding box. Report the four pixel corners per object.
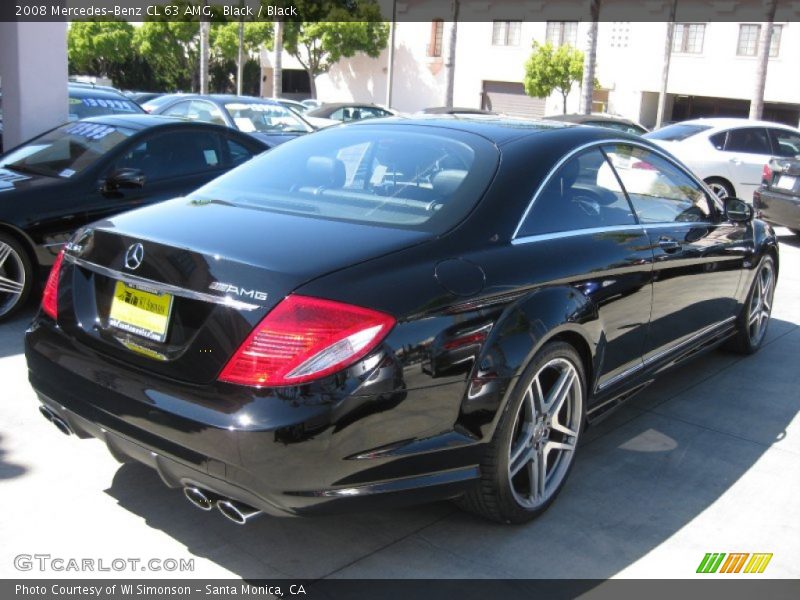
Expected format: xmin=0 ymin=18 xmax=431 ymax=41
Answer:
xmin=444 ymin=1 xmax=459 ymax=107
xmin=307 ymin=69 xmax=317 ymax=99
xmin=199 ymin=3 xmax=209 ymax=94
xmin=749 ymin=0 xmax=778 ymax=120
xmin=579 ymin=0 xmax=600 ymax=115
xmin=562 ymin=92 xmax=568 ymax=114
xmin=656 ymin=2 xmax=677 ymax=129
xmin=385 ymin=0 xmax=398 ymax=108
xmin=236 ymin=15 xmax=244 ymax=96
xmin=272 ymin=20 xmax=283 ymax=98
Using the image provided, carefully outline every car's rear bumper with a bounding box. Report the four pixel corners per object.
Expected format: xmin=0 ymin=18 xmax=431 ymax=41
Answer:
xmin=25 ymin=318 xmax=482 ymax=517
xmin=754 ymin=188 xmax=800 ymax=231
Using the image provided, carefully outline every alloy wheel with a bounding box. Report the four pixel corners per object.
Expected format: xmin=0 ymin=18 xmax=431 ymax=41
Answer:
xmin=748 ymin=260 xmax=775 ymax=346
xmin=507 ymin=357 xmax=583 ymax=509
xmin=0 ymin=241 xmax=26 ymax=317
xmin=708 ymin=181 xmax=730 ymax=200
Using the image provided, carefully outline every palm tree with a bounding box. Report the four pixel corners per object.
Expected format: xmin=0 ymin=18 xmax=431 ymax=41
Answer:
xmin=655 ymin=0 xmax=678 ymax=129
xmin=749 ymin=0 xmax=778 ymax=120
xmin=272 ymin=20 xmax=283 ymax=98
xmin=579 ymin=0 xmax=600 ymax=115
xmin=199 ymin=1 xmax=209 ymax=94
xmin=444 ymin=0 xmax=460 ymax=107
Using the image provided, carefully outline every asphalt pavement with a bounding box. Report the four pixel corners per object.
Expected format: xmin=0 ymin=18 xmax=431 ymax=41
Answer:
xmin=1 ymin=229 xmax=798 ymax=580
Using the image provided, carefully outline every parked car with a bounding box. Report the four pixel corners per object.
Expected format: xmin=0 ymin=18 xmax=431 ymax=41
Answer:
xmin=140 ymin=93 xmax=187 ymax=113
xmin=275 ymin=98 xmax=310 ymax=114
xmin=125 ymin=92 xmax=165 ymax=105
xmin=276 ymin=99 xmax=339 ymax=130
xmin=754 ymin=155 xmax=800 ymax=236
xmin=151 ymin=94 xmax=314 ymax=147
xmin=305 ymin=102 xmax=397 ymax=123
xmin=67 ymin=84 xmax=144 ymax=121
xmin=0 ymin=115 xmax=267 ymax=319
xmin=25 ymin=118 xmax=778 ymax=524
xmin=645 ymin=118 xmax=800 ymax=201
xmin=543 ymin=113 xmax=648 ymax=135
xmin=300 ymin=98 xmax=323 ymax=110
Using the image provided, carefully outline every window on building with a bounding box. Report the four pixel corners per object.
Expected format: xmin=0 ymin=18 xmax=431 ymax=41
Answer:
xmin=428 ymin=19 xmax=444 ymax=57
xmin=737 ymin=24 xmax=782 ymax=57
xmin=492 ymin=21 xmax=522 ymax=46
xmin=672 ymin=23 xmax=705 ymax=54
xmin=610 ymin=22 xmax=631 ymax=48
xmin=545 ymin=21 xmax=578 ymax=47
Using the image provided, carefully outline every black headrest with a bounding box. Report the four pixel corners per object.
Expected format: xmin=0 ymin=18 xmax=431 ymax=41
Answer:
xmin=559 ymin=158 xmax=580 ymax=189
xmin=306 ymin=156 xmax=346 ymax=188
xmin=432 ymin=169 xmax=467 ymax=196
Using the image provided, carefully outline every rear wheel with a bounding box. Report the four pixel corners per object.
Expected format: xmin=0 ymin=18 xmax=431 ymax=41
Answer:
xmin=458 ymin=341 xmax=585 ymax=523
xmin=704 ymin=177 xmax=734 ymax=200
xmin=727 ymin=255 xmax=776 ymax=354
xmin=0 ymin=233 xmax=34 ymax=321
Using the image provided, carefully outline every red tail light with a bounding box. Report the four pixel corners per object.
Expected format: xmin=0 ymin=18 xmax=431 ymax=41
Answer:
xmin=219 ymin=295 xmax=395 ymax=387
xmin=41 ymin=250 xmax=65 ymax=320
xmin=762 ymin=162 xmax=773 ymax=183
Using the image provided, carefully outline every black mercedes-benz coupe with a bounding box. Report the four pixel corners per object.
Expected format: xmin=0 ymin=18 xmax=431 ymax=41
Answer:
xmin=0 ymin=115 xmax=267 ymax=320
xmin=25 ymin=117 xmax=778 ymax=524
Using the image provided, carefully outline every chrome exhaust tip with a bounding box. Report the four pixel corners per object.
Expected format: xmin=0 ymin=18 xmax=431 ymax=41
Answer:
xmin=216 ymin=499 xmax=262 ymax=525
xmin=183 ymin=486 xmax=217 ymax=511
xmin=39 ymin=405 xmax=73 ymax=436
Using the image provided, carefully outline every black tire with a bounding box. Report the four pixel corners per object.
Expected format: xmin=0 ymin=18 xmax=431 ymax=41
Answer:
xmin=726 ymin=255 xmax=776 ymax=355
xmin=0 ymin=232 xmax=34 ymax=322
xmin=704 ymin=177 xmax=735 ymax=200
xmin=457 ymin=341 xmax=586 ymax=524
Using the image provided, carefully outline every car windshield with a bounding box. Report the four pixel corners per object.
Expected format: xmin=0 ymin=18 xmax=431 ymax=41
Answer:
xmin=189 ymin=126 xmax=499 ymax=233
xmin=69 ymin=95 xmax=143 ymax=120
xmin=224 ymin=101 xmax=312 ymax=134
xmin=645 ymin=123 xmax=712 ymax=141
xmin=0 ymin=122 xmax=134 ymax=178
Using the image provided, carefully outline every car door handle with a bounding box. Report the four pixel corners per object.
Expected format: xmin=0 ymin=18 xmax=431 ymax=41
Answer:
xmin=729 ymin=158 xmax=742 ymax=165
xmin=658 ymin=237 xmax=682 ymax=253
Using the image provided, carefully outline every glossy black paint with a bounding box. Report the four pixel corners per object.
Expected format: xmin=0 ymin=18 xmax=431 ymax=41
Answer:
xmin=754 ymin=156 xmax=800 ymax=232
xmin=0 ymin=115 xmax=267 ymax=271
xmin=25 ymin=118 xmax=779 ymax=517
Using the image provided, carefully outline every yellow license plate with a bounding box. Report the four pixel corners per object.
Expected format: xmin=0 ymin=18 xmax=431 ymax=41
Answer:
xmin=108 ymin=281 xmax=173 ymax=343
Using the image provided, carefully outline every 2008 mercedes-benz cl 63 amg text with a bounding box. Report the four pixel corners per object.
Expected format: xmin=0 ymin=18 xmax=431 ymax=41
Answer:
xmin=26 ymin=117 xmax=778 ymax=524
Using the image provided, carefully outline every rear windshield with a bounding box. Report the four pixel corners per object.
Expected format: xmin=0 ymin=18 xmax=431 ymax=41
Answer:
xmin=645 ymin=124 xmax=712 ymax=141
xmin=0 ymin=122 xmax=134 ymax=178
xmin=224 ymin=101 xmax=312 ymax=134
xmin=190 ymin=126 xmax=499 ymax=233
xmin=69 ymin=95 xmax=143 ymax=120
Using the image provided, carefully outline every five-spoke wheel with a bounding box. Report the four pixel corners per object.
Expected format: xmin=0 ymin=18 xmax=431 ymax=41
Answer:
xmin=728 ymin=255 xmax=776 ymax=355
xmin=0 ymin=233 xmax=33 ymax=321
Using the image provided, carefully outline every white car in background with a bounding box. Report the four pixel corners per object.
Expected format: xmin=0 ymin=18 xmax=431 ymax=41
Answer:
xmin=644 ymin=118 xmax=800 ymax=201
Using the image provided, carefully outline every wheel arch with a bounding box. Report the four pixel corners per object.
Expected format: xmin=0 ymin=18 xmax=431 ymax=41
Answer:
xmin=0 ymin=222 xmax=38 ymax=267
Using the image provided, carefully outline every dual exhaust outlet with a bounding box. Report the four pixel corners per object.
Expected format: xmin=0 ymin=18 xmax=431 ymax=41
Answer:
xmin=183 ymin=486 xmax=262 ymax=525
xmin=39 ymin=405 xmax=73 ymax=436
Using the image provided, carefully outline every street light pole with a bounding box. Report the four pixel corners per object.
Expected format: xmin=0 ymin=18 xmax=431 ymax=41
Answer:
xmin=385 ymin=0 xmax=397 ymax=108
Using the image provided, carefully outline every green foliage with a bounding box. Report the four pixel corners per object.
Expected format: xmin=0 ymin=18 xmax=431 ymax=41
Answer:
xmin=523 ymin=42 xmax=584 ymax=113
xmin=211 ymin=21 xmax=272 ymax=62
xmin=271 ymin=0 xmax=389 ymax=97
xmin=67 ymin=19 xmax=135 ymax=75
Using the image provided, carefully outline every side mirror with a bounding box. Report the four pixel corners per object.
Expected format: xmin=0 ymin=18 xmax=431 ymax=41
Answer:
xmin=723 ymin=197 xmax=754 ymax=223
xmin=102 ymin=168 xmax=145 ymax=193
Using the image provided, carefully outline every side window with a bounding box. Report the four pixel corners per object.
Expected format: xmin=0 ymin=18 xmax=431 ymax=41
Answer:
xmin=604 ymin=144 xmax=713 ymax=224
xmin=113 ymin=131 xmax=224 ymax=181
xmin=329 ymin=108 xmax=344 ymax=121
xmin=227 ymin=137 xmax=257 ymax=167
xmin=768 ymin=128 xmax=800 ymax=158
xmin=709 ymin=131 xmax=726 ymax=150
xmin=724 ymin=127 xmax=771 ymax=154
xmin=161 ymin=101 xmax=192 ymax=118
xmin=518 ymin=149 xmax=637 ymax=237
xmin=188 ymin=100 xmax=227 ymax=126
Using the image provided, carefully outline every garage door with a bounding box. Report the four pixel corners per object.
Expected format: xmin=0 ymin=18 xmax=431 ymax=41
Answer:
xmin=482 ymin=81 xmax=546 ymax=118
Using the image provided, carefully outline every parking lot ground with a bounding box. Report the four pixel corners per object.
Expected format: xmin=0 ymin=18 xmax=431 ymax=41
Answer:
xmin=1 ymin=230 xmax=798 ymax=580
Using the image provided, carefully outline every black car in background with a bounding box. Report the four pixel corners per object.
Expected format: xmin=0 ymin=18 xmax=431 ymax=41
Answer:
xmin=151 ymin=94 xmax=314 ymax=147
xmin=754 ymin=155 xmax=800 ymax=236
xmin=0 ymin=115 xmax=267 ymax=319
xmin=305 ymin=102 xmax=396 ymax=122
xmin=543 ymin=113 xmax=648 ymax=135
xmin=25 ymin=118 xmax=778 ymax=525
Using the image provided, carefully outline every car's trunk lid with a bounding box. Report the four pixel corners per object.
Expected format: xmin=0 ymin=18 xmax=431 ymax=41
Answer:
xmin=58 ymin=197 xmax=427 ymax=384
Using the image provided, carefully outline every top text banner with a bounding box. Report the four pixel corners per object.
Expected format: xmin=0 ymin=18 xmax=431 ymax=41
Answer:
xmin=3 ymin=0 xmax=800 ymax=23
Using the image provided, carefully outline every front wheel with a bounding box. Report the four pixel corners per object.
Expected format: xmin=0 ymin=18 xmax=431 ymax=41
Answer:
xmin=704 ymin=177 xmax=735 ymax=200
xmin=457 ymin=341 xmax=586 ymax=523
xmin=727 ymin=255 xmax=776 ymax=354
xmin=0 ymin=233 xmax=34 ymax=321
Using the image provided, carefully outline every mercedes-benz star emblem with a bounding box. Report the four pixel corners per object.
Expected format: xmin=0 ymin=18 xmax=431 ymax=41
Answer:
xmin=124 ymin=243 xmax=144 ymax=270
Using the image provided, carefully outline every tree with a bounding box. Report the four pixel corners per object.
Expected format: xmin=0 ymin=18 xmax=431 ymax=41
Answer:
xmin=134 ymin=20 xmax=200 ymax=91
xmin=67 ymin=20 xmax=135 ymax=78
xmin=524 ymin=41 xmax=584 ymax=114
xmin=276 ymin=0 xmax=389 ymax=98
xmin=579 ymin=0 xmax=600 ymax=114
xmin=210 ymin=21 xmax=272 ymax=93
xmin=749 ymin=0 xmax=778 ymax=120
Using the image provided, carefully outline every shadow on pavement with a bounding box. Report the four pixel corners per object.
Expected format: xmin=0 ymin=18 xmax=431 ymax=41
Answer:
xmin=0 ymin=307 xmax=35 ymax=359
xmin=0 ymin=433 xmax=27 ymax=481
xmin=776 ymin=231 xmax=800 ymax=249
xmin=102 ymin=318 xmax=799 ymax=579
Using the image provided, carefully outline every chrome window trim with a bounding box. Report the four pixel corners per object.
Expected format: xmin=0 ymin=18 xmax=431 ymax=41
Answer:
xmin=596 ymin=315 xmax=736 ymax=392
xmin=511 ymin=137 xmax=720 ymax=240
xmin=63 ymin=254 xmax=261 ymax=311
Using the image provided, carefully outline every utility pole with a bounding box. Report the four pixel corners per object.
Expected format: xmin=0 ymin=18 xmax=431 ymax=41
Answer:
xmin=655 ymin=0 xmax=677 ymax=129
xmin=444 ymin=1 xmax=459 ymax=107
xmin=749 ymin=0 xmax=778 ymax=120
